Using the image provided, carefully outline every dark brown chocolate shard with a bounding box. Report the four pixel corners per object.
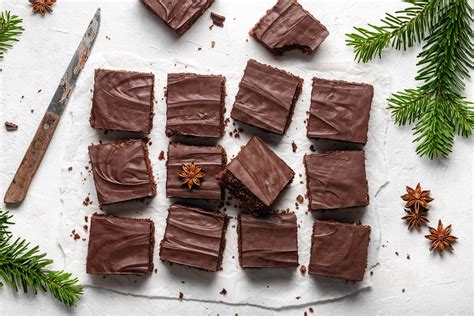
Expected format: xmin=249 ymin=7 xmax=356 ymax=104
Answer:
xmin=88 ymin=139 xmax=156 ymax=206
xmin=309 ymin=220 xmax=370 ymax=281
xmin=86 ymin=214 xmax=155 ymax=275
xmin=5 ymin=122 xmax=18 ymax=131
xmin=307 ymin=78 xmax=374 ymax=144
xmin=210 ymin=12 xmax=225 ymax=27
xmin=166 ymin=142 xmax=226 ymax=200
xmin=219 ymin=136 xmax=294 ymax=211
xmin=250 ymin=0 xmax=329 ymax=55
xmin=231 ymin=59 xmax=303 ymax=135
xmin=142 ymin=0 xmax=214 ymax=36
xmin=166 ymin=73 xmax=225 ymax=138
xmin=90 ymin=69 xmax=154 ymax=134
xmin=159 ymin=204 xmax=227 ymax=272
xmin=304 ymin=151 xmax=368 ymax=211
xmin=238 ymin=212 xmax=298 ymax=268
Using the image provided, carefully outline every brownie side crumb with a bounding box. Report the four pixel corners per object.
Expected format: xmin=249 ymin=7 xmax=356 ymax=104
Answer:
xmin=219 ymin=288 xmax=227 ymax=295
xmin=5 ymin=122 xmax=18 ymax=131
xmin=158 ymin=150 xmax=165 ymax=161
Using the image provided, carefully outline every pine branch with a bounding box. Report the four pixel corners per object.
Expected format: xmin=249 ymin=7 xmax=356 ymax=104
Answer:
xmin=0 ymin=11 xmax=24 ymax=59
xmin=0 ymin=210 xmax=83 ymax=307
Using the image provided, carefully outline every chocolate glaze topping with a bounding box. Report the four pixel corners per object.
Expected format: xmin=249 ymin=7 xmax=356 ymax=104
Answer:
xmin=231 ymin=59 xmax=303 ymax=135
xmin=160 ymin=204 xmax=227 ymax=272
xmin=304 ymin=151 xmax=369 ymax=211
xmin=309 ymin=220 xmax=371 ymax=281
xmin=250 ymin=0 xmax=329 ymax=55
xmin=307 ymin=77 xmax=374 ymax=144
xmin=86 ymin=214 xmax=155 ymax=275
xmin=166 ymin=73 xmax=225 ymax=138
xmin=90 ymin=69 xmax=154 ymax=134
xmin=166 ymin=143 xmax=226 ymax=200
xmin=238 ymin=213 xmax=298 ymax=268
xmin=88 ymin=140 xmax=156 ymax=206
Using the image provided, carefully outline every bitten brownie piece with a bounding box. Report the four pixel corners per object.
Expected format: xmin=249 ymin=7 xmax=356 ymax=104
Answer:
xmin=231 ymin=59 xmax=303 ymax=135
xmin=250 ymin=0 xmax=329 ymax=55
xmin=160 ymin=204 xmax=227 ymax=271
xmin=86 ymin=214 xmax=155 ymax=275
xmin=88 ymin=140 xmax=156 ymax=206
xmin=307 ymin=78 xmax=374 ymax=144
xmin=142 ymin=0 xmax=214 ymax=36
xmin=304 ymin=151 xmax=368 ymax=211
xmin=238 ymin=213 xmax=298 ymax=268
xmin=166 ymin=73 xmax=225 ymax=138
xmin=309 ymin=220 xmax=371 ymax=281
xmin=90 ymin=69 xmax=154 ymax=134
xmin=166 ymin=142 xmax=226 ymax=200
xmin=219 ymin=136 xmax=294 ymax=211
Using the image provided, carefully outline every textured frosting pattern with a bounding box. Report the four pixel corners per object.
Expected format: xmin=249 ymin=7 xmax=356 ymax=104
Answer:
xmin=307 ymin=77 xmax=374 ymax=144
xmin=239 ymin=213 xmax=298 ymax=268
xmin=250 ymin=0 xmax=329 ymax=55
xmin=88 ymin=140 xmax=156 ymax=205
xmin=227 ymin=136 xmax=294 ymax=207
xmin=142 ymin=0 xmax=214 ymax=35
xmin=309 ymin=220 xmax=370 ymax=281
xmin=304 ymin=151 xmax=368 ymax=211
xmin=166 ymin=143 xmax=226 ymax=200
xmin=231 ymin=59 xmax=302 ymax=135
xmin=159 ymin=204 xmax=227 ymax=271
xmin=166 ymin=73 xmax=225 ymax=138
xmin=86 ymin=215 xmax=155 ymax=275
xmin=90 ymin=69 xmax=154 ymax=133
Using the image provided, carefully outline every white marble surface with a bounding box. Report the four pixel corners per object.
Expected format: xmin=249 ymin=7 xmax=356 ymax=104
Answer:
xmin=0 ymin=0 xmax=472 ymax=315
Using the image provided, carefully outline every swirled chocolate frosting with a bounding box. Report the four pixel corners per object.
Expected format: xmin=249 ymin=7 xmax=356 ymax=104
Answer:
xmin=86 ymin=214 xmax=155 ymax=275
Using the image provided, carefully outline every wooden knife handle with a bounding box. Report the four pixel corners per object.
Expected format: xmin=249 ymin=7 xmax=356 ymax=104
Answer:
xmin=4 ymin=112 xmax=60 ymax=204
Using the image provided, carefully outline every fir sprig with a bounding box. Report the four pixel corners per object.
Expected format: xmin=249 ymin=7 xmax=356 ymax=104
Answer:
xmin=0 ymin=11 xmax=24 ymax=59
xmin=346 ymin=0 xmax=473 ymax=158
xmin=0 ymin=210 xmax=83 ymax=307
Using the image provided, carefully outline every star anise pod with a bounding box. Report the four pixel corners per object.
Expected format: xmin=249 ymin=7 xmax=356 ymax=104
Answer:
xmin=425 ymin=220 xmax=457 ymax=255
xmin=30 ymin=0 xmax=56 ymax=16
xmin=178 ymin=162 xmax=204 ymax=190
xmin=401 ymin=183 xmax=433 ymax=212
xmin=401 ymin=208 xmax=429 ymax=231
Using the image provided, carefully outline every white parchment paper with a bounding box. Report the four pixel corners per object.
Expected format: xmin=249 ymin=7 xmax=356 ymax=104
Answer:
xmin=59 ymin=51 xmax=389 ymax=308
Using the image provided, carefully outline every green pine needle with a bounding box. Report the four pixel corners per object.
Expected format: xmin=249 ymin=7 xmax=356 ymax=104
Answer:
xmin=0 ymin=10 xmax=24 ymax=59
xmin=0 ymin=210 xmax=83 ymax=307
xmin=347 ymin=0 xmax=473 ymax=158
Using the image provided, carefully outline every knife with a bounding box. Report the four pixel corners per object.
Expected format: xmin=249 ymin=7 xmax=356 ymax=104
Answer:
xmin=4 ymin=9 xmax=101 ymax=204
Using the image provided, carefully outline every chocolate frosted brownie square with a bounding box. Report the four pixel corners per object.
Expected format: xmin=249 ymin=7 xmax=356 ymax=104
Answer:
xmin=142 ymin=0 xmax=214 ymax=36
xmin=238 ymin=212 xmax=298 ymax=268
xmin=90 ymin=69 xmax=154 ymax=134
xmin=159 ymin=204 xmax=227 ymax=271
xmin=309 ymin=220 xmax=370 ymax=281
xmin=307 ymin=78 xmax=374 ymax=144
xmin=166 ymin=142 xmax=226 ymax=200
xmin=219 ymin=136 xmax=294 ymax=211
xmin=86 ymin=214 xmax=155 ymax=275
xmin=166 ymin=73 xmax=225 ymax=138
xmin=89 ymin=140 xmax=156 ymax=206
xmin=304 ymin=151 xmax=368 ymax=211
xmin=231 ymin=59 xmax=303 ymax=135
xmin=250 ymin=0 xmax=329 ymax=55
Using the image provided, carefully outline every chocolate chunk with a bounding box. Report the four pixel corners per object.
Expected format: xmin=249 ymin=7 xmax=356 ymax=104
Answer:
xmin=159 ymin=204 xmax=227 ymax=271
xmin=238 ymin=213 xmax=298 ymax=268
xmin=88 ymin=140 xmax=156 ymax=206
xmin=250 ymin=0 xmax=329 ymax=55
xmin=210 ymin=12 xmax=225 ymax=27
xmin=86 ymin=214 xmax=155 ymax=275
xmin=90 ymin=69 xmax=154 ymax=134
xmin=4 ymin=122 xmax=18 ymax=131
xmin=166 ymin=73 xmax=225 ymax=138
xmin=142 ymin=0 xmax=214 ymax=36
xmin=231 ymin=59 xmax=303 ymax=135
xmin=219 ymin=136 xmax=294 ymax=211
xmin=307 ymin=78 xmax=374 ymax=144
xmin=309 ymin=220 xmax=370 ymax=281
xmin=166 ymin=142 xmax=226 ymax=200
xmin=304 ymin=151 xmax=368 ymax=211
